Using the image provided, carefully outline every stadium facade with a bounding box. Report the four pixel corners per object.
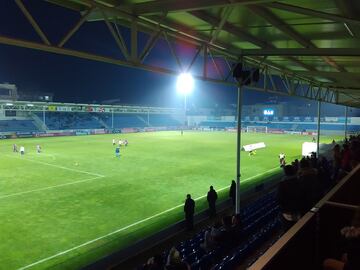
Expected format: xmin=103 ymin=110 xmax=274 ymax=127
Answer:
xmin=1 ymin=100 xmax=359 ymax=139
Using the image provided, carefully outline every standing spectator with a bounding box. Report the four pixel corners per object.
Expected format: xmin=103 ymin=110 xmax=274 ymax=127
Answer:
xmin=207 ymin=186 xmax=218 ymax=218
xmin=13 ymin=144 xmax=18 ymax=152
xmin=333 ymin=144 xmax=342 ymax=180
xmin=229 ymin=180 xmax=236 ymax=206
xmin=184 ymin=194 xmax=195 ymax=231
xmin=278 ymin=165 xmax=304 ymax=228
xmin=341 ymin=144 xmax=351 ymax=172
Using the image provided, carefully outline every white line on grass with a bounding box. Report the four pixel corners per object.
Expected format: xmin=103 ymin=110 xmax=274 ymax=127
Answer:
xmin=0 ymin=176 xmax=103 ymax=200
xmin=7 ymin=155 xmax=105 ymax=177
xmin=17 ymin=166 xmax=280 ymax=270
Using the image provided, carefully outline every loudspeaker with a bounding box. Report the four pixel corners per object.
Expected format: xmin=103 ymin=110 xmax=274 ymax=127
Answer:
xmin=232 ymin=63 xmax=243 ymax=79
xmin=233 ymin=63 xmax=260 ymax=85
xmin=252 ymin=68 xmax=260 ymax=82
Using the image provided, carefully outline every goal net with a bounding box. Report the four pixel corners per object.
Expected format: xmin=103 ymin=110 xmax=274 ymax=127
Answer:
xmin=246 ymin=126 xmax=268 ymax=133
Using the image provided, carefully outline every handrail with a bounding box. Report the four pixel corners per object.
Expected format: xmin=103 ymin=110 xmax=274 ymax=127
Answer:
xmin=249 ymin=163 xmax=360 ymax=270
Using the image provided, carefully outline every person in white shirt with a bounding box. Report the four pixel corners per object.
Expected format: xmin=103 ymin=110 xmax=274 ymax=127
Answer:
xmin=279 ymin=153 xmax=286 ymax=167
xmin=36 ymin=144 xmax=41 ymax=153
xmin=112 ymin=139 xmax=115 ymax=146
xmin=20 ymin=146 xmax=25 ymax=155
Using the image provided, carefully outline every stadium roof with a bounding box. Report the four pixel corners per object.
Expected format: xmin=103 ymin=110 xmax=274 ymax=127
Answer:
xmin=2 ymin=0 xmax=360 ymax=107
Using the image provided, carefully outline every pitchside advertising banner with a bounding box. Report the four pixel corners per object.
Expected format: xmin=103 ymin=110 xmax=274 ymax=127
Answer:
xmin=242 ymin=142 xmax=266 ymax=152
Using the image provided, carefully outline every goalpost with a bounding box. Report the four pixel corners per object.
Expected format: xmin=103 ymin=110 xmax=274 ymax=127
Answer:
xmin=246 ymin=126 xmax=268 ymax=133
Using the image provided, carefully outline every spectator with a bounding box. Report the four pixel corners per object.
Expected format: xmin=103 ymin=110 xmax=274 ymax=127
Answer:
xmin=323 ymin=206 xmax=360 ymax=270
xmin=298 ymin=158 xmax=319 ymax=211
xmin=207 ymin=186 xmax=218 ymax=218
xmin=165 ymin=247 xmax=183 ymax=270
xmin=231 ymin=213 xmax=243 ymax=242
xmin=229 ymin=180 xmax=236 ymax=206
xmin=333 ymin=144 xmax=342 ymax=180
xmin=278 ymin=165 xmax=304 ymax=228
xmin=201 ymin=222 xmax=222 ymax=252
xmin=184 ymin=194 xmax=195 ymax=231
xmin=141 ymin=254 xmax=164 ymax=270
xmin=341 ymin=144 xmax=351 ymax=172
xmin=217 ymin=215 xmax=234 ymax=248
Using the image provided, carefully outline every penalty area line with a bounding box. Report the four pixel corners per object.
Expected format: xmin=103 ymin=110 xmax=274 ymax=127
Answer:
xmin=7 ymin=155 xmax=104 ymax=177
xmin=17 ymin=166 xmax=280 ymax=270
xmin=0 ymin=176 xmax=104 ymax=200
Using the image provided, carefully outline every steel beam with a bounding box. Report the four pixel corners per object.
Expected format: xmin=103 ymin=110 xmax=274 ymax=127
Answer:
xmin=241 ymin=48 xmax=360 ymax=56
xmin=209 ymin=7 xmax=233 ymax=44
xmin=125 ymin=0 xmax=276 ymax=16
xmin=247 ymin=5 xmax=346 ymax=72
xmin=58 ymin=7 xmax=94 ymax=47
xmin=131 ymin=19 xmax=138 ymax=62
xmin=15 ymin=0 xmax=51 ymax=45
xmin=163 ymin=32 xmax=183 ymax=72
xmin=139 ymin=30 xmax=162 ymax=63
xmin=190 ymin=10 xmax=315 ymax=71
xmin=0 ymin=34 xmax=352 ymax=107
xmin=102 ymin=10 xmax=130 ymax=59
xmin=266 ymin=2 xmax=360 ymax=27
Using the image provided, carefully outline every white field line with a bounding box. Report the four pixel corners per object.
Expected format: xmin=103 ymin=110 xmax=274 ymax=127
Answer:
xmin=7 ymin=155 xmax=104 ymax=177
xmin=0 ymin=176 xmax=103 ymax=200
xmin=17 ymin=166 xmax=280 ymax=270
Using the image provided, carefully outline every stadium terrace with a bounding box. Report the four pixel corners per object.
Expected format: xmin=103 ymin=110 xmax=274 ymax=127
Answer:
xmin=0 ymin=1 xmax=360 ymax=270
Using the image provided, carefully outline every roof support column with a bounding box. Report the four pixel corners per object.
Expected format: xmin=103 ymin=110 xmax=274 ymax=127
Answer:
xmin=345 ymin=106 xmax=348 ymax=139
xmin=235 ymin=68 xmax=243 ymax=214
xmin=316 ymin=100 xmax=321 ymax=158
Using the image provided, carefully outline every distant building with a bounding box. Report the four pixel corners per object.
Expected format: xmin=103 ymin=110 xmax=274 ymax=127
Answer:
xmin=0 ymin=83 xmax=18 ymax=100
xmin=18 ymin=90 xmax=53 ymax=102
xmin=0 ymin=83 xmax=53 ymax=102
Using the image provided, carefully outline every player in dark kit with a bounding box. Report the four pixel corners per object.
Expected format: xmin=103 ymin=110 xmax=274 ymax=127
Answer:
xmin=115 ymin=146 xmax=120 ymax=158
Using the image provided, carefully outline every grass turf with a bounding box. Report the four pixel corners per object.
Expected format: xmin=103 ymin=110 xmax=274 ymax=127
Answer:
xmin=0 ymin=131 xmax=341 ymax=269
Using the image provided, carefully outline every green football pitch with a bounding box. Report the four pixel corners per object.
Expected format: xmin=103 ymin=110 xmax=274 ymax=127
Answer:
xmin=0 ymin=131 xmax=341 ymax=270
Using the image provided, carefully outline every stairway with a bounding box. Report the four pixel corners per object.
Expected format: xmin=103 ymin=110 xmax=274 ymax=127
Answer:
xmin=136 ymin=115 xmax=150 ymax=127
xmin=31 ymin=113 xmax=47 ymax=131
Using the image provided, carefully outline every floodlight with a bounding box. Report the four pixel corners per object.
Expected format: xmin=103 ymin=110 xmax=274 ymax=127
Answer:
xmin=176 ymin=73 xmax=194 ymax=95
xmin=27 ymin=104 xmax=34 ymax=107
xmin=6 ymin=103 xmax=13 ymax=106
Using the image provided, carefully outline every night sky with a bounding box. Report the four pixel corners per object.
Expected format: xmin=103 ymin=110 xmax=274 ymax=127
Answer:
xmin=0 ymin=1 xmax=357 ymax=116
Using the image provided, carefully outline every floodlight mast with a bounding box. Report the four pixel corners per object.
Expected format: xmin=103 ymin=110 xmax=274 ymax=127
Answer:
xmin=177 ymin=73 xmax=194 ymax=127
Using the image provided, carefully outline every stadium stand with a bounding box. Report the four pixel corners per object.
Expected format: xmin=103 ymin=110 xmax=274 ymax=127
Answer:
xmin=0 ymin=119 xmax=39 ymax=132
xmin=149 ymin=114 xmax=181 ymax=127
xmin=124 ymin=135 xmax=360 ymax=270
xmin=39 ymin=112 xmax=104 ymax=130
xmin=199 ymin=121 xmax=359 ymax=133
xmin=31 ymin=112 xmax=181 ymax=130
xmin=102 ymin=114 xmax=146 ymax=128
xmin=136 ymin=192 xmax=281 ymax=270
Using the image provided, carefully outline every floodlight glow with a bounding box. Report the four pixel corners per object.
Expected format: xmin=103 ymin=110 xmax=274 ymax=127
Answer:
xmin=176 ymin=73 xmax=194 ymax=95
xmin=6 ymin=103 xmax=13 ymax=106
xmin=27 ymin=104 xmax=34 ymax=107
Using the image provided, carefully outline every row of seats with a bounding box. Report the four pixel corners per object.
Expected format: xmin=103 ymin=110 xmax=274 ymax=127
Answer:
xmin=152 ymin=192 xmax=280 ymax=270
xmin=0 ymin=119 xmax=39 ymax=132
xmin=102 ymin=114 xmax=181 ymax=128
xmin=212 ymin=217 xmax=281 ymax=270
xmin=35 ymin=113 xmax=181 ymax=130
xmin=35 ymin=112 xmax=103 ymax=130
xmin=199 ymin=121 xmax=359 ymax=132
